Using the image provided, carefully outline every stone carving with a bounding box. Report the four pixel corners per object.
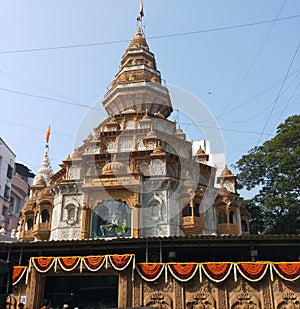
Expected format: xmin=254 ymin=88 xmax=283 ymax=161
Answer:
xmin=186 ymin=292 xmax=216 ymax=309
xmin=144 ymin=292 xmax=173 ymax=309
xmin=144 ymin=278 xmax=173 ymax=294
xmin=230 ymin=293 xmax=260 ymax=309
xmin=68 ymin=165 xmax=80 ymax=179
xmin=276 ymin=292 xmax=300 ymax=309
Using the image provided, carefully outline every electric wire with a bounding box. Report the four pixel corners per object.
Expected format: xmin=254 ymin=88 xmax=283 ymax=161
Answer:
xmin=256 ymin=42 xmax=300 ymax=145
xmin=221 ymin=0 xmax=286 ymax=114
xmin=0 ymin=15 xmax=299 ymax=54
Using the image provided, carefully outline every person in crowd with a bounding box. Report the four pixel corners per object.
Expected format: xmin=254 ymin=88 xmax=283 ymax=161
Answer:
xmin=40 ymin=299 xmax=51 ymax=309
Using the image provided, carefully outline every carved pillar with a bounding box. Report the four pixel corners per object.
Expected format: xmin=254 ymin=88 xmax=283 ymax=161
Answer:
xmin=80 ymin=194 xmax=91 ymax=239
xmin=174 ymin=279 xmax=183 ymax=309
xmin=119 ymin=269 xmax=132 ymax=307
xmin=132 ymin=205 xmax=139 ymax=238
xmin=132 ymin=192 xmax=141 ymax=238
xmin=262 ymin=277 xmax=273 ymax=309
xmin=26 ymin=268 xmax=45 ymax=309
xmin=218 ymin=283 xmax=227 ymax=308
xmin=132 ymin=272 xmax=142 ymax=307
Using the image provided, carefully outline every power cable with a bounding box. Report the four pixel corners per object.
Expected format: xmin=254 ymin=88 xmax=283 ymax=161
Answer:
xmin=0 ymin=119 xmax=74 ymax=138
xmin=0 ymin=87 xmax=105 ymax=112
xmin=220 ymin=70 xmax=300 ymax=124
xmin=0 ymin=69 xmax=79 ymax=104
xmin=256 ymin=41 xmax=300 ymax=145
xmin=0 ymin=15 xmax=299 ymax=54
xmin=221 ymin=0 xmax=286 ymax=114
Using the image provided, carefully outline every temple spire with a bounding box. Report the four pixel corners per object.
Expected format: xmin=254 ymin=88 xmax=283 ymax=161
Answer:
xmin=33 ymin=126 xmax=53 ymax=185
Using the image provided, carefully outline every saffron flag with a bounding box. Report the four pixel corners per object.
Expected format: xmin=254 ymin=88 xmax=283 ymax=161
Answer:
xmin=45 ymin=126 xmax=51 ymax=144
xmin=137 ymin=0 xmax=144 ymax=20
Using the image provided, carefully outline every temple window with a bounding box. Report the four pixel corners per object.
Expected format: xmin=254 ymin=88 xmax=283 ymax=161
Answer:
xmin=194 ymin=203 xmax=200 ymax=217
xmin=42 ymin=209 xmax=50 ymax=223
xmin=125 ymin=120 xmax=134 ymax=130
xmin=68 ymin=208 xmax=75 ymax=220
xmin=35 ymin=212 xmax=39 ymax=224
xmin=182 ymin=203 xmax=192 ymax=217
xmin=218 ymin=210 xmax=227 ymax=224
xmin=27 ymin=219 xmax=33 ymax=230
xmin=136 ymin=139 xmax=146 ymax=150
xmin=198 ymin=175 xmax=207 ymax=185
xmin=241 ymin=220 xmax=248 ymax=232
xmin=229 ymin=211 xmax=236 ymax=224
xmin=119 ymin=139 xmax=133 ymax=152
xmin=148 ymin=199 xmax=161 ymax=219
xmin=107 ymin=141 xmax=116 ymax=153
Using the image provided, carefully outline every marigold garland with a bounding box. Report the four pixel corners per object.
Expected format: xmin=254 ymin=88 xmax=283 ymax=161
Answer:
xmin=31 ymin=257 xmax=55 ymax=273
xmin=202 ymin=263 xmax=232 ymax=282
xmin=82 ymin=256 xmax=106 ymax=272
xmin=11 ymin=256 xmax=298 ymax=287
xmin=168 ymin=263 xmax=198 ymax=282
xmin=108 ymin=254 xmax=133 ymax=271
xmin=236 ymin=263 xmax=269 ymax=282
xmin=57 ymin=257 xmax=81 ymax=272
xmin=136 ymin=263 xmax=165 ymax=282
xmin=272 ymin=262 xmax=300 ymax=281
xmin=12 ymin=266 xmax=27 ymax=286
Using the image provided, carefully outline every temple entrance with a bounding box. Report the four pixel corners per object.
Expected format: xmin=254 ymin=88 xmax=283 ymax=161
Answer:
xmin=44 ymin=274 xmax=118 ymax=309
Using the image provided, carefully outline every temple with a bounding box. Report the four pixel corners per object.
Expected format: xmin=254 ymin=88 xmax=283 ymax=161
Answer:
xmin=18 ymin=25 xmax=249 ymax=243
xmin=1 ymin=16 xmax=299 ymax=309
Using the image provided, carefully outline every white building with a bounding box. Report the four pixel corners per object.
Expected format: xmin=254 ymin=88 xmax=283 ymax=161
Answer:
xmin=0 ymin=137 xmax=35 ymax=236
xmin=0 ymin=137 xmax=16 ymax=231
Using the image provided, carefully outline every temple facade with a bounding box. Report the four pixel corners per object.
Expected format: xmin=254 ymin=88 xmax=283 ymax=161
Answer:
xmin=18 ymin=25 xmax=249 ymax=244
xmin=2 ymin=20 xmax=300 ymax=309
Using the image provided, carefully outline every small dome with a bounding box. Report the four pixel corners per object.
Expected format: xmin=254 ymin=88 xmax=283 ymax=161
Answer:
xmin=196 ymin=146 xmax=206 ymax=156
xmin=122 ymin=108 xmax=136 ymax=115
xmin=35 ymin=178 xmax=46 ymax=187
xmin=102 ymin=159 xmax=126 ymax=175
xmin=175 ymin=126 xmax=184 ymax=134
xmin=220 ymin=165 xmax=234 ymax=177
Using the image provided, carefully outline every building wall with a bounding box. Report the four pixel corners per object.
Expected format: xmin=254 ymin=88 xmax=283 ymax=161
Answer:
xmin=0 ymin=137 xmax=16 ymax=229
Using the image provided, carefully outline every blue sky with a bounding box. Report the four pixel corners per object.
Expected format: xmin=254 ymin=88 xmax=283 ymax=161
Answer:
xmin=0 ymin=1 xmax=299 ymax=192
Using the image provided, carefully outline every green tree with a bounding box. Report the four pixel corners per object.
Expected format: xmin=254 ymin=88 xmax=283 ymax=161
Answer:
xmin=234 ymin=114 xmax=300 ymax=234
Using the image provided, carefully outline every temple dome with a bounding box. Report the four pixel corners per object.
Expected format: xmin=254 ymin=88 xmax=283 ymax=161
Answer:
xmin=102 ymin=158 xmax=126 ymax=175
